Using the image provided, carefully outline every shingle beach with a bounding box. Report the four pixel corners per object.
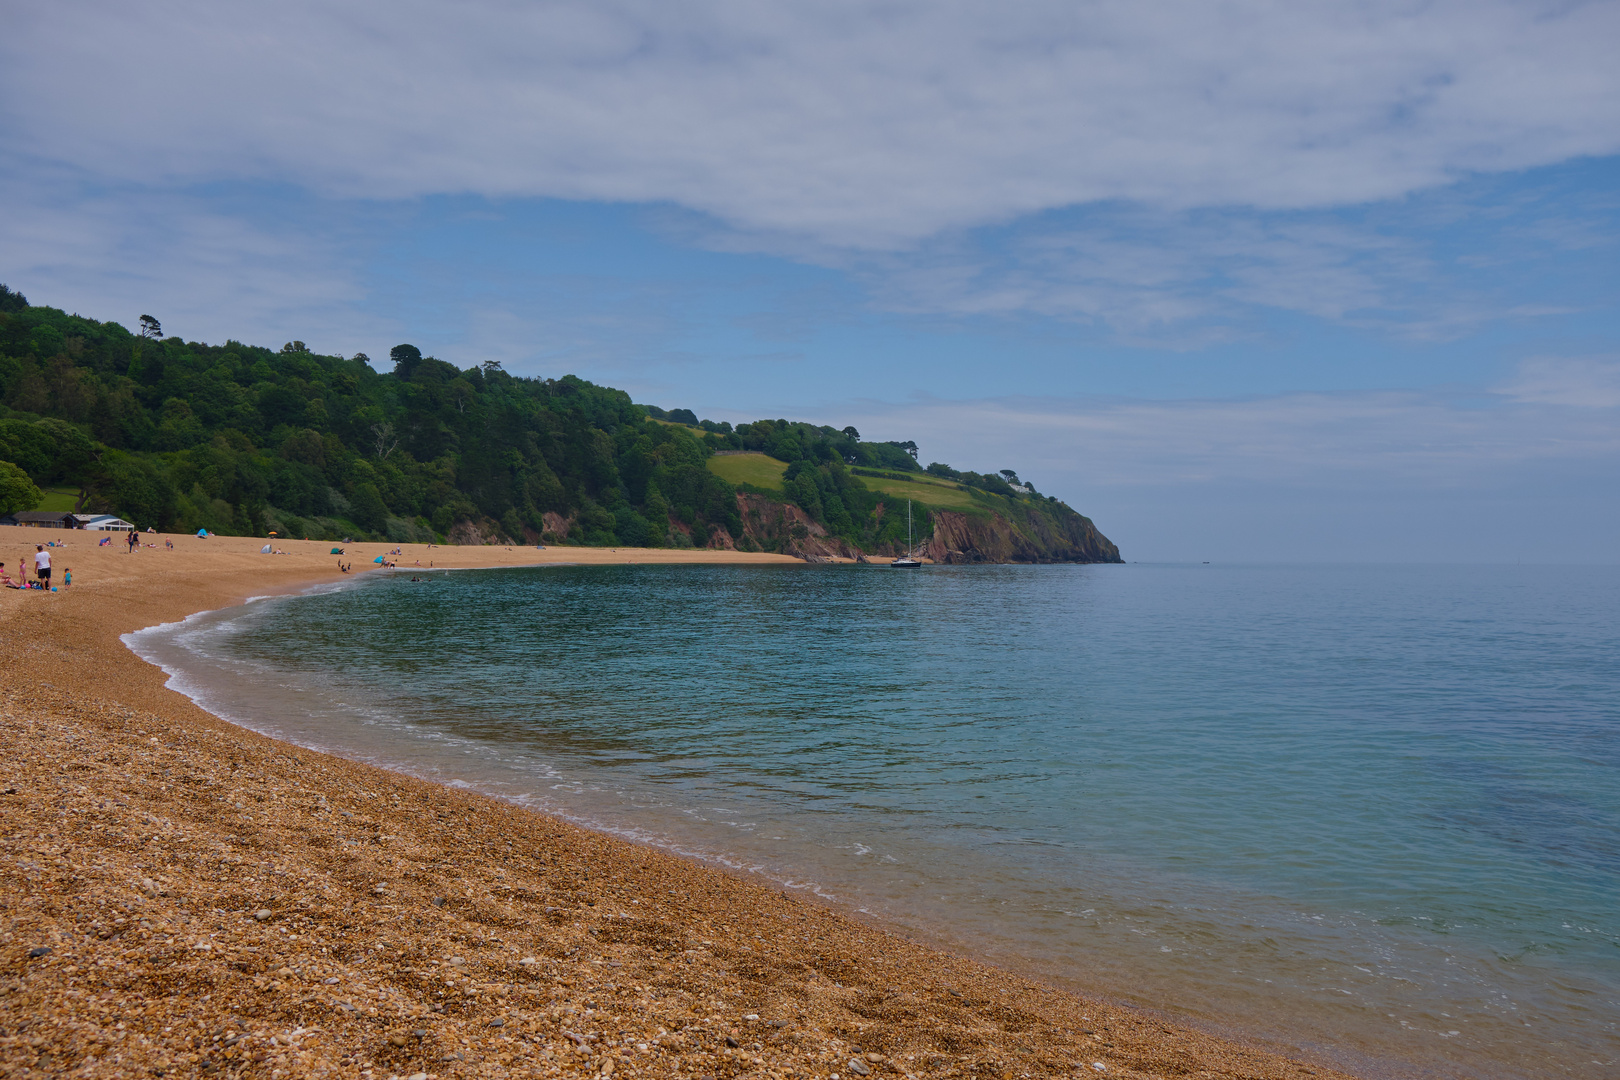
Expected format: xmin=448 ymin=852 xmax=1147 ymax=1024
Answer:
xmin=0 ymin=527 xmax=1354 ymax=1080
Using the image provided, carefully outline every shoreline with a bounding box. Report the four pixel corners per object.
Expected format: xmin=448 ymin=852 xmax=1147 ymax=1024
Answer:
xmin=2 ymin=526 xmax=1353 ymax=1080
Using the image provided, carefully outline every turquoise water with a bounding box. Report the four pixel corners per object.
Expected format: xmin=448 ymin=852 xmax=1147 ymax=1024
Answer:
xmin=129 ymin=563 xmax=1620 ymax=1078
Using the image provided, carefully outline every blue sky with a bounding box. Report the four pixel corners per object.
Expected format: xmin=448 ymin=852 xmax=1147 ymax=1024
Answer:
xmin=4 ymin=1 xmax=1618 ymax=561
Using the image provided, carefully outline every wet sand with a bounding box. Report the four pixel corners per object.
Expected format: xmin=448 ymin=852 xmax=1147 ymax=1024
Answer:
xmin=0 ymin=527 xmax=1354 ymax=1080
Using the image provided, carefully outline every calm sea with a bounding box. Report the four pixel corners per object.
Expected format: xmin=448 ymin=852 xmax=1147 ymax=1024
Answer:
xmin=127 ymin=563 xmax=1620 ymax=1079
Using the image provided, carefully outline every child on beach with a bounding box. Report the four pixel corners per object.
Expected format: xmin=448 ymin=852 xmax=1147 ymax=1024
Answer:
xmin=63 ymin=568 xmax=71 ymax=588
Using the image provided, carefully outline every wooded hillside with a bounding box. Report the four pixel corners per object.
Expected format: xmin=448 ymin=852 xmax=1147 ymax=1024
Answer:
xmin=0 ymin=285 xmax=1117 ymax=561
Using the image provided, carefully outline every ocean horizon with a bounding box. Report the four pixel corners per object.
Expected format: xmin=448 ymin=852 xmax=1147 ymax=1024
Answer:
xmin=126 ymin=561 xmax=1620 ymax=1080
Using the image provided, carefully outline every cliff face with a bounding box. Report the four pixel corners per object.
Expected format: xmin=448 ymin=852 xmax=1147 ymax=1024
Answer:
xmin=923 ymin=507 xmax=1121 ymax=564
xmin=733 ymin=493 xmax=865 ymax=559
xmin=731 ymin=493 xmax=1122 ymax=564
xmin=534 ymin=493 xmax=1121 ymax=564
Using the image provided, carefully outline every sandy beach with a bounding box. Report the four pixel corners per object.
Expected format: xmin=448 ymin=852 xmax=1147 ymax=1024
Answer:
xmin=0 ymin=526 xmax=1352 ymax=1080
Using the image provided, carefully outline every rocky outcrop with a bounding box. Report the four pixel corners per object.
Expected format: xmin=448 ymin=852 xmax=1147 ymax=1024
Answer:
xmin=472 ymin=495 xmax=1120 ymax=563
xmin=923 ymin=507 xmax=1121 ymax=564
xmin=735 ymin=492 xmax=1120 ymax=564
xmin=541 ymin=511 xmax=574 ymax=541
xmin=736 ymin=493 xmax=865 ymax=560
xmin=448 ymin=517 xmax=516 ymax=545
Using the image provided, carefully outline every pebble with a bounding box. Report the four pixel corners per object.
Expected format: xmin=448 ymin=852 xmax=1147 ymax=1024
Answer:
xmin=0 ymin=569 xmax=1355 ymax=1080
xmin=847 ymin=1058 xmax=872 ymax=1075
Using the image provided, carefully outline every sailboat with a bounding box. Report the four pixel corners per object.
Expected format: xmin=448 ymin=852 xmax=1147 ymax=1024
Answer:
xmin=891 ymin=500 xmax=922 ymax=568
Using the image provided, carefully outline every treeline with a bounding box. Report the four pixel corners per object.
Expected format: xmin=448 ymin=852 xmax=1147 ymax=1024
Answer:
xmin=644 ymin=406 xmax=922 ymax=473
xmin=0 ymin=288 xmax=1070 ymax=550
xmin=0 ymin=289 xmax=745 ymax=544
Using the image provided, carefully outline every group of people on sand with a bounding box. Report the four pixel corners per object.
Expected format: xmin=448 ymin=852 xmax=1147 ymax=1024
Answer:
xmin=2 ymin=544 xmax=69 ymax=591
xmin=102 ymin=530 xmax=149 ymax=551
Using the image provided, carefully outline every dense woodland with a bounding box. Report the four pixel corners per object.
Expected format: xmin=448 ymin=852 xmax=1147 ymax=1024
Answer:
xmin=0 ymin=286 xmax=1085 ymax=553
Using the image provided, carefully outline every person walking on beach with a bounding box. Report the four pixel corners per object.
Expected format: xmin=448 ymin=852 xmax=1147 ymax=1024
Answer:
xmin=127 ymin=530 xmax=138 ymax=554
xmin=33 ymin=544 xmax=52 ymax=588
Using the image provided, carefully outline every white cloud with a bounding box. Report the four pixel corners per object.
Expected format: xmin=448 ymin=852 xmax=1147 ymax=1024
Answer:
xmin=854 ymin=211 xmax=1432 ymax=341
xmin=4 ymin=1 xmax=1618 ymax=248
xmin=810 ymin=378 xmax=1620 ymax=493
xmin=802 ymin=380 xmax=1620 ymax=560
xmin=1496 ymin=356 xmax=1620 ymax=408
xmin=0 ymin=169 xmax=384 ymax=353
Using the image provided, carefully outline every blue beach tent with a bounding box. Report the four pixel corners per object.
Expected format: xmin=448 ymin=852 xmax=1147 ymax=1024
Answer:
xmin=373 ymin=555 xmax=387 ymax=564
xmin=196 ymin=529 xmax=208 ymax=538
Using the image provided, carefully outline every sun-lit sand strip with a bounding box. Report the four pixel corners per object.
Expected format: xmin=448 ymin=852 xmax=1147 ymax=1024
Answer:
xmin=0 ymin=525 xmax=1352 ymax=1079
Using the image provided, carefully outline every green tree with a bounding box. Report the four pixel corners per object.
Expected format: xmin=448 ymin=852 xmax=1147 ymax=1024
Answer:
xmin=0 ymin=292 xmax=1116 ymax=558
xmin=390 ymin=344 xmax=422 ymax=379
xmin=350 ymin=481 xmax=389 ymax=532
xmin=0 ymin=460 xmax=42 ymax=515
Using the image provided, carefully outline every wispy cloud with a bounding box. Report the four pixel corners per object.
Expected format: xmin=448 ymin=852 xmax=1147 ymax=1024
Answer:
xmin=4 ymin=1 xmax=1617 ymax=248
xmin=0 ymin=162 xmax=385 ymax=352
xmin=801 ymin=358 xmax=1620 ymax=495
xmin=792 ymin=364 xmax=1620 ymax=561
xmin=841 ymin=177 xmax=1611 ymax=340
xmin=1497 ymin=356 xmax=1620 ymax=408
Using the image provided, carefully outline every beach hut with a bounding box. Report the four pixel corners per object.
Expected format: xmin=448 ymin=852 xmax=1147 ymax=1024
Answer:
xmin=2 ymin=511 xmax=78 ymax=529
xmin=75 ymin=514 xmax=136 ymax=531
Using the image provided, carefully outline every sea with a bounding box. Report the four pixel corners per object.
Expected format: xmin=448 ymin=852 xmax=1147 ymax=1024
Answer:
xmin=125 ymin=562 xmax=1620 ymax=1080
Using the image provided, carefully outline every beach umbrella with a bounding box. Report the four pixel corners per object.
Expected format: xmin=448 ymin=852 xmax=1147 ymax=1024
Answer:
xmin=261 ymin=544 xmax=273 ymax=554
xmin=373 ymin=555 xmax=387 ymax=564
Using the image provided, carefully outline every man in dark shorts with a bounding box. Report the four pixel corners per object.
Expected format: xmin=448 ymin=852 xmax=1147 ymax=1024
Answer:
xmin=33 ymin=544 xmax=51 ymax=587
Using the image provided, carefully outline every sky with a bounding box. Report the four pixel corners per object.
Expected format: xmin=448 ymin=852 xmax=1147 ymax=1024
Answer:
xmin=3 ymin=0 xmax=1618 ymax=562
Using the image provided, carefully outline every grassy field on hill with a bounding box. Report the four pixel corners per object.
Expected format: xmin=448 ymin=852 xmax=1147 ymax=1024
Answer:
xmin=710 ymin=453 xmax=993 ymax=512
xmin=36 ymin=486 xmax=78 ymax=512
xmin=853 ymin=472 xmax=983 ymax=512
xmin=707 ymin=452 xmax=788 ymax=491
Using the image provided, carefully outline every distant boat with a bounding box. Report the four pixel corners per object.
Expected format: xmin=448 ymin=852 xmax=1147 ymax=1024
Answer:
xmin=892 ymin=500 xmax=922 ymax=568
